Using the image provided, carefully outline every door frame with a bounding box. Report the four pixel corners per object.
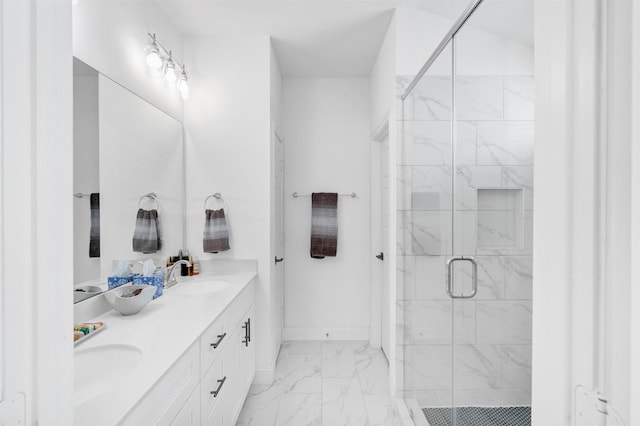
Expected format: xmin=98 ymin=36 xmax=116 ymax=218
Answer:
xmin=370 ymin=117 xmax=390 ymax=352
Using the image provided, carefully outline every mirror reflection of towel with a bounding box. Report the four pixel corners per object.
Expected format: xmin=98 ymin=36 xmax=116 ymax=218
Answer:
xmin=203 ymin=208 xmax=231 ymax=253
xmin=132 ymin=209 xmax=161 ymax=254
xmin=310 ymin=193 xmax=338 ymax=259
xmin=89 ymin=193 xmax=100 ymax=258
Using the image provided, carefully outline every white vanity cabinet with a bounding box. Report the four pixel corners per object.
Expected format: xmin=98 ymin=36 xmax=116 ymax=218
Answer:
xmin=120 ymin=280 xmax=255 ymax=426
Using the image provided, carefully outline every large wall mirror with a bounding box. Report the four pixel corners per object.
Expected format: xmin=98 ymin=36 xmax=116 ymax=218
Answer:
xmin=73 ymin=58 xmax=184 ymax=303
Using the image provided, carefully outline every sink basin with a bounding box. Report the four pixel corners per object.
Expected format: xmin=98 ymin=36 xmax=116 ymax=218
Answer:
xmin=75 ymin=344 xmax=143 ymax=406
xmin=174 ymin=279 xmax=230 ymax=296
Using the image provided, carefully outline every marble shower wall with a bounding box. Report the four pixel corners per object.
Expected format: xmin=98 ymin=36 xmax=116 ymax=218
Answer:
xmin=396 ymin=74 xmax=534 ymax=408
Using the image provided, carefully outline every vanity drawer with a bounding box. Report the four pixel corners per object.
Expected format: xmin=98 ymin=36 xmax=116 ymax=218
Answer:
xmin=200 ymin=341 xmax=233 ymax=423
xmin=200 ymin=316 xmax=228 ymax=376
xmin=170 ymin=385 xmax=200 ymax=426
xmin=121 ymin=341 xmax=199 ymax=426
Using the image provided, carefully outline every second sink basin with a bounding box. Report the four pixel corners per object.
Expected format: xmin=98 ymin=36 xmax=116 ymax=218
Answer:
xmin=75 ymin=344 xmax=143 ymax=406
xmin=174 ymin=279 xmax=231 ymax=296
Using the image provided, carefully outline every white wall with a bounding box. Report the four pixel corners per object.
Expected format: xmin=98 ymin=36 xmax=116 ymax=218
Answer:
xmin=1 ymin=0 xmax=73 ymax=423
xmin=72 ymin=0 xmax=184 ymax=121
xmin=98 ymin=75 xmax=184 ymax=278
xmin=395 ymin=8 xmax=533 ymax=77
xmin=370 ymin=14 xmax=397 ymax=131
xmin=73 ymin=73 xmax=101 ymax=284
xmin=282 ymin=78 xmax=371 ymax=340
xmin=183 ymin=36 xmax=278 ymax=380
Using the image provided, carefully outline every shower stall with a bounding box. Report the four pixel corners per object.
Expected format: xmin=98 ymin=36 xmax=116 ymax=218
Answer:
xmin=396 ymin=1 xmax=534 ymax=425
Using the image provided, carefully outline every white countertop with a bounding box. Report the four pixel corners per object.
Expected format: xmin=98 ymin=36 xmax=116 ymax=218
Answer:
xmin=74 ymin=271 xmax=256 ymax=426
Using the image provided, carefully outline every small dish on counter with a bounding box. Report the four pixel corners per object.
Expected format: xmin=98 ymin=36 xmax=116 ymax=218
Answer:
xmin=104 ymin=284 xmax=156 ymax=316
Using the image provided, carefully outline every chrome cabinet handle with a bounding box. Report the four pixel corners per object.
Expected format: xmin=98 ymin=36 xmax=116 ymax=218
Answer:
xmin=446 ymin=256 xmax=478 ymax=299
xmin=210 ymin=333 xmax=226 ymax=349
xmin=210 ymin=376 xmax=227 ymax=397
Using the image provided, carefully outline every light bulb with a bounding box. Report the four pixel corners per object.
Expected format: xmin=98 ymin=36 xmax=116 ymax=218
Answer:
xmin=165 ymin=59 xmax=177 ymax=82
xmin=177 ymin=71 xmax=189 ymax=100
xmin=146 ymin=46 xmax=162 ymax=70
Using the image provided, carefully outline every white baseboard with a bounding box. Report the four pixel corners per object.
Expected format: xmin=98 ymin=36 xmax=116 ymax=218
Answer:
xmin=253 ymin=367 xmax=275 ymax=385
xmin=282 ymin=328 xmax=369 ymax=341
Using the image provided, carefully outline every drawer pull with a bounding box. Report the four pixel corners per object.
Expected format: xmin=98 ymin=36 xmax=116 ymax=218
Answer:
xmin=242 ymin=318 xmax=251 ymax=347
xmin=210 ymin=376 xmax=227 ymax=397
xmin=210 ymin=333 xmax=227 ymax=349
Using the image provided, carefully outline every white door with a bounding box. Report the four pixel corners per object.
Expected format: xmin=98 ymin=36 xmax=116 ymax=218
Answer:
xmin=380 ymin=135 xmax=391 ymax=359
xmin=273 ymin=130 xmax=285 ymax=347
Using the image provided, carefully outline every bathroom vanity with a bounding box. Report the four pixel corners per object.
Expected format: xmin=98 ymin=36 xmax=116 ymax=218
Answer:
xmin=74 ymin=272 xmax=256 ymax=425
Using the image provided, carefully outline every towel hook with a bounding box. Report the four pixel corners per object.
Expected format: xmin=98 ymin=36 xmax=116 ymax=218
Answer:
xmin=204 ymin=193 xmax=223 ymax=209
xmin=138 ymin=192 xmax=159 ymax=209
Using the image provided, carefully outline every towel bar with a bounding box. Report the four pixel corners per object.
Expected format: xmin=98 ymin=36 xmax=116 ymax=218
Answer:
xmin=292 ymin=192 xmax=356 ymax=198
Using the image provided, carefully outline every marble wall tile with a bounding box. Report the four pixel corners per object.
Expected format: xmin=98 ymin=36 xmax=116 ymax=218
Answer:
xmin=322 ymin=341 xmax=358 ymax=378
xmin=412 ymin=166 xmax=453 ymax=210
xmin=405 ymin=345 xmax=452 ymax=391
xmin=453 ymin=255 xmax=506 ymax=300
xmin=456 ymin=121 xmax=478 ymax=166
xmin=454 ymin=210 xmax=477 ymax=255
xmin=501 ymin=345 xmax=532 ymax=389
xmin=456 ymin=166 xmax=503 ymax=211
xmin=412 ymin=211 xmax=453 ymax=255
xmin=396 ymin=166 xmax=412 ymax=211
xmin=477 ymin=210 xmax=533 ymax=256
xmin=402 ymin=300 xmax=476 ymax=345
xmin=396 ymin=211 xmax=412 ymax=256
xmin=477 ymin=121 xmax=534 ymax=166
xmin=413 ymin=76 xmax=452 ymax=121
xmin=275 ymin=393 xmax=322 ymax=426
xmin=455 ymin=76 xmax=504 ymax=121
xmin=501 ymin=166 xmax=534 ymax=192
xmin=453 ymin=344 xmax=501 ymax=390
xmin=415 ymin=256 xmax=448 ymax=300
xmin=411 ymin=390 xmax=453 ymax=408
xmin=477 ymin=210 xmax=520 ymax=249
xmin=397 ymin=255 xmax=416 ymax=301
xmin=504 ymin=256 xmax=533 ymax=299
xmin=397 ymin=121 xmax=452 ymax=166
xmin=476 ymin=301 xmax=532 ymax=344
xmin=322 ymin=378 xmax=369 ymax=426
xmin=453 ymin=389 xmax=531 ymax=407
xmin=504 ymin=76 xmax=534 ymax=121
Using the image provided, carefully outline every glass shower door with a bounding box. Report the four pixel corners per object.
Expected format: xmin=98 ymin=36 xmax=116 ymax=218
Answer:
xmin=449 ymin=4 xmax=534 ymax=424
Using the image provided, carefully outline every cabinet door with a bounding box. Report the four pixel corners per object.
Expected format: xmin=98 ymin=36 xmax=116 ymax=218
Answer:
xmin=240 ymin=305 xmax=256 ymax=396
xmin=170 ymin=385 xmax=200 ymax=426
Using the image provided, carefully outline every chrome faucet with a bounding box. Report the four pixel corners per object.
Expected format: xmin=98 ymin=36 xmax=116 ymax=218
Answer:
xmin=162 ymin=260 xmax=191 ymax=288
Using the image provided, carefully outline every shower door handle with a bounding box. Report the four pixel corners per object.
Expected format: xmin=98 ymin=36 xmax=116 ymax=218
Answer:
xmin=446 ymin=256 xmax=478 ymax=299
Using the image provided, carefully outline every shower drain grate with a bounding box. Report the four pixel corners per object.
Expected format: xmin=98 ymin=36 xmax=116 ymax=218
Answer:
xmin=422 ymin=406 xmax=531 ymax=426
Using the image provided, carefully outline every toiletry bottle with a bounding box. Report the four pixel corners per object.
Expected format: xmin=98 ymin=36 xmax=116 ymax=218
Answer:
xmin=187 ymin=256 xmax=194 ymax=276
xmin=193 ymin=256 xmax=200 ymax=275
xmin=180 ymin=250 xmax=189 ymax=276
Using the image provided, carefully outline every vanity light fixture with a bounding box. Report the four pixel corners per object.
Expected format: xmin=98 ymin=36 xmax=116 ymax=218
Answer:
xmin=145 ymin=33 xmax=189 ymax=100
xmin=177 ymin=68 xmax=189 ymax=100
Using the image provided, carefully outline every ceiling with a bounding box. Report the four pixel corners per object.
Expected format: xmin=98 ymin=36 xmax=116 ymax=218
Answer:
xmin=154 ymin=0 xmax=532 ymax=77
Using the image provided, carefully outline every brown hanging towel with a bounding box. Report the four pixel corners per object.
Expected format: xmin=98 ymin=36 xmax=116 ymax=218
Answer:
xmin=310 ymin=192 xmax=338 ymax=259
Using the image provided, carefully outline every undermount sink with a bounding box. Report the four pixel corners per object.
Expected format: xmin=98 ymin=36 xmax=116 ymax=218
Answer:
xmin=174 ymin=279 xmax=231 ymax=296
xmin=75 ymin=344 xmax=143 ymax=406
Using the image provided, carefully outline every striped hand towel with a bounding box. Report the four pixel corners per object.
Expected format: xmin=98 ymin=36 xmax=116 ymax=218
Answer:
xmin=132 ymin=209 xmax=161 ymax=254
xmin=203 ymin=208 xmax=231 ymax=253
xmin=89 ymin=193 xmax=100 ymax=258
xmin=310 ymin=192 xmax=338 ymax=259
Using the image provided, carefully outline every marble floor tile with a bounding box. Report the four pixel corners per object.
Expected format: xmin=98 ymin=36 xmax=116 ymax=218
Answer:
xmin=237 ymin=341 xmax=399 ymax=426
xmin=322 ymin=341 xmax=358 ymax=378
xmin=322 ymin=377 xmax=369 ymax=426
xmin=274 ymin=393 xmax=322 ymax=426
